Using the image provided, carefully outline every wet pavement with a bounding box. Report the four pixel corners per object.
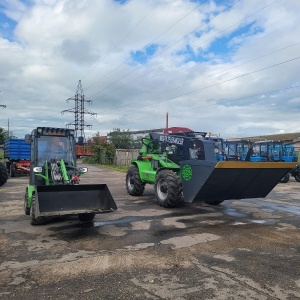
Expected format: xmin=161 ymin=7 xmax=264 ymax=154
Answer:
xmin=0 ymin=162 xmax=300 ymax=299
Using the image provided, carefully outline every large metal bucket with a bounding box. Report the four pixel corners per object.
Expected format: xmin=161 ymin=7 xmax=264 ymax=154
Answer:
xmin=180 ymin=160 xmax=297 ymax=203
xmin=34 ymin=184 xmax=117 ymax=217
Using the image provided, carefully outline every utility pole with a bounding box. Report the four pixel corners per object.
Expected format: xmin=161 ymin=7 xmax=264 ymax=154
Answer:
xmin=62 ymin=80 xmax=96 ymax=144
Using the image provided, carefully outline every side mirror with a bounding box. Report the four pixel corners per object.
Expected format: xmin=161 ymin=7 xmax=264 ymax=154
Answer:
xmin=25 ymin=134 xmax=31 ymax=144
xmin=79 ymin=167 xmax=88 ymax=173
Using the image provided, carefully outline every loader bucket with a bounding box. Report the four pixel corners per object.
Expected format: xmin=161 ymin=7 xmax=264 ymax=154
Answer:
xmin=180 ymin=160 xmax=297 ymax=203
xmin=34 ymin=184 xmax=117 ymax=218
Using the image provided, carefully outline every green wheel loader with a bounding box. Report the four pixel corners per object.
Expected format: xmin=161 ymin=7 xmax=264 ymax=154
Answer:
xmin=126 ymin=132 xmax=297 ymax=208
xmin=24 ymin=127 xmax=117 ymax=225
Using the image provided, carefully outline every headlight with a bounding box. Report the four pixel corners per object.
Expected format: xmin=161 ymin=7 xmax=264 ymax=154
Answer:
xmin=33 ymin=167 xmax=43 ymax=173
xmin=79 ymin=167 xmax=88 ymax=173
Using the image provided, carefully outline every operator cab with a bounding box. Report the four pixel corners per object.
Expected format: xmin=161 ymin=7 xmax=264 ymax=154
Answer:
xmin=37 ymin=135 xmax=74 ymax=166
xmin=224 ymin=140 xmax=253 ymax=161
xmin=252 ymin=141 xmax=283 ymax=162
xmin=25 ymin=127 xmax=77 ymax=186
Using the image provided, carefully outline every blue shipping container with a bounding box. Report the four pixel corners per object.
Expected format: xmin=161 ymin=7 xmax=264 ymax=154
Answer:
xmin=4 ymin=139 xmax=30 ymax=160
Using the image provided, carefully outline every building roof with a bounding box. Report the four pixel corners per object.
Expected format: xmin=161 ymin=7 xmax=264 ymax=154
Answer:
xmin=241 ymin=132 xmax=300 ymax=143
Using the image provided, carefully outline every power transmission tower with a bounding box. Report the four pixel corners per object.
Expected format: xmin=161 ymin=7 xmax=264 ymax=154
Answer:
xmin=62 ymin=80 xmax=96 ymax=144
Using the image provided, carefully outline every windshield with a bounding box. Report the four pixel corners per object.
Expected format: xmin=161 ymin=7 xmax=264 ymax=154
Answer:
xmin=236 ymin=142 xmax=248 ymax=155
xmin=224 ymin=143 xmax=236 ymax=156
xmin=283 ymin=145 xmax=295 ymax=156
xmin=268 ymin=143 xmax=282 ymax=155
xmin=189 ymin=140 xmax=205 ymax=160
xmin=37 ymin=135 xmax=74 ymax=165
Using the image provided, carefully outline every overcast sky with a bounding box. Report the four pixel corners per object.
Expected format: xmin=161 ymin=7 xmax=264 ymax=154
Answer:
xmin=0 ymin=0 xmax=300 ymax=139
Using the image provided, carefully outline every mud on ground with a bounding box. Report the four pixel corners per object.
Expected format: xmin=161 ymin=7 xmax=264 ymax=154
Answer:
xmin=0 ymin=163 xmax=300 ymax=299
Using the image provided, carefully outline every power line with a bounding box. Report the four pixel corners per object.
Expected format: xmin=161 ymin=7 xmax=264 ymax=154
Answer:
xmin=89 ymin=0 xmax=278 ymax=99
xmin=80 ymin=2 xmax=161 ymax=85
xmin=98 ymin=40 xmax=300 ymax=112
xmin=143 ymin=55 xmax=300 ymax=108
xmin=84 ymin=0 xmax=207 ymax=91
xmin=95 ymin=55 xmax=300 ymax=125
xmin=99 ymin=83 xmax=300 ymax=127
xmin=88 ymin=0 xmax=240 ymax=97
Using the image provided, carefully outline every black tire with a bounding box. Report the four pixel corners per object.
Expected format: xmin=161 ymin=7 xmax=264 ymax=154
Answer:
xmin=205 ymin=200 xmax=224 ymax=205
xmin=126 ymin=165 xmax=145 ymax=196
xmin=0 ymin=163 xmax=8 ymax=186
xmin=280 ymin=173 xmax=290 ymax=183
xmin=78 ymin=213 xmax=95 ymax=222
xmin=24 ymin=190 xmax=30 ymax=215
xmin=10 ymin=163 xmax=16 ymax=177
xmin=155 ymin=170 xmax=181 ymax=208
xmin=294 ymin=173 xmax=300 ymax=182
xmin=30 ymin=196 xmax=47 ymax=225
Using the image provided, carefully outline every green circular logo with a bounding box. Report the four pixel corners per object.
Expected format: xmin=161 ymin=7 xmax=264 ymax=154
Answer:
xmin=182 ymin=165 xmax=192 ymax=181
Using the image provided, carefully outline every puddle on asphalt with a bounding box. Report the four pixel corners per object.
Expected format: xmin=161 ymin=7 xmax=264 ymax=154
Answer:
xmin=260 ymin=208 xmax=275 ymax=213
xmin=221 ymin=204 xmax=280 ymax=226
xmin=232 ymin=219 xmax=279 ymax=226
xmin=232 ymin=222 xmax=247 ymax=226
xmin=93 ymin=216 xmax=145 ymax=227
xmin=222 ymin=207 xmax=248 ymax=218
xmin=49 ymin=216 xmax=147 ymax=231
xmin=249 ymin=219 xmax=278 ymax=225
xmin=246 ymin=199 xmax=300 ymax=215
xmin=48 ymin=198 xmax=299 ymax=232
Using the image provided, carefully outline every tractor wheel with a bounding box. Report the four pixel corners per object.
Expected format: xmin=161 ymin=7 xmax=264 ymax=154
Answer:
xmin=126 ymin=165 xmax=145 ymax=196
xmin=293 ymin=173 xmax=300 ymax=182
xmin=205 ymin=200 xmax=224 ymax=205
xmin=30 ymin=197 xmax=47 ymax=225
xmin=78 ymin=213 xmax=95 ymax=222
xmin=155 ymin=170 xmax=181 ymax=208
xmin=0 ymin=163 xmax=8 ymax=186
xmin=24 ymin=190 xmax=30 ymax=215
xmin=10 ymin=163 xmax=16 ymax=177
xmin=280 ymin=173 xmax=290 ymax=183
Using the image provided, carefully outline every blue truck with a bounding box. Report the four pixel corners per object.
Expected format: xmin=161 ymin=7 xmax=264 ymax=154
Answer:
xmin=4 ymin=139 xmax=31 ymax=177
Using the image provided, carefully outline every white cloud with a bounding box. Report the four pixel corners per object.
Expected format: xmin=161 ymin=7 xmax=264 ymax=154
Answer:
xmin=0 ymin=0 xmax=300 ymax=139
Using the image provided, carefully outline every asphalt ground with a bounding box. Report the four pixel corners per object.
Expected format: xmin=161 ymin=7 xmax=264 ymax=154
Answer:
xmin=0 ymin=162 xmax=300 ymax=300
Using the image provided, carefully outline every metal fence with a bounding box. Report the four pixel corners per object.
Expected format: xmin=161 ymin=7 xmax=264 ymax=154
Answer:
xmin=115 ymin=149 xmax=140 ymax=166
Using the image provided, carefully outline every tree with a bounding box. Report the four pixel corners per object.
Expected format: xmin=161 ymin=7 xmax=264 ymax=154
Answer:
xmin=87 ymin=132 xmax=116 ymax=164
xmin=107 ymin=128 xmax=134 ymax=149
xmin=0 ymin=127 xmax=13 ymax=145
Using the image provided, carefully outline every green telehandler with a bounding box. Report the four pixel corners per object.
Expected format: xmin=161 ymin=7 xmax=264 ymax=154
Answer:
xmin=24 ymin=127 xmax=117 ymax=225
xmin=126 ymin=132 xmax=297 ymax=208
